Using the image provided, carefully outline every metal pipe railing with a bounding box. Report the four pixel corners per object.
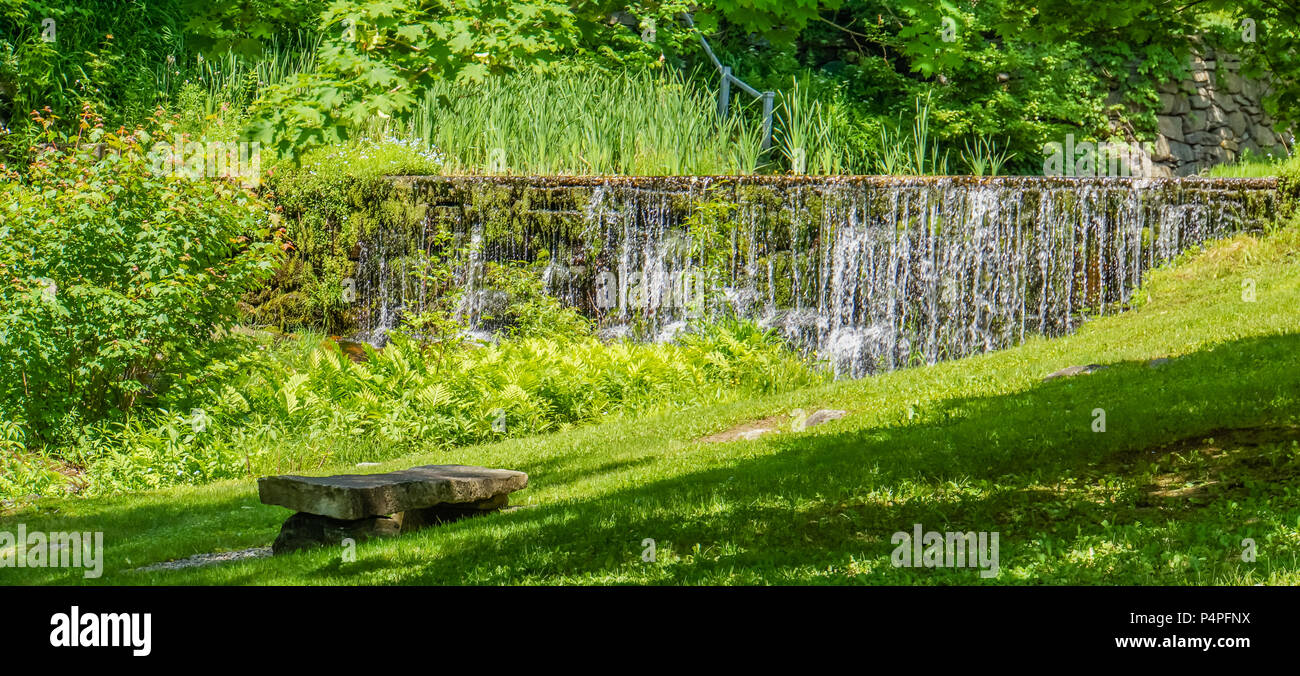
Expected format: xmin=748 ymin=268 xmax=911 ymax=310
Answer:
xmin=681 ymin=13 xmax=775 ymax=150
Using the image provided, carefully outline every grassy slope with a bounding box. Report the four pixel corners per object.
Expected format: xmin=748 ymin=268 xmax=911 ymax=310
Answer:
xmin=4 ymin=222 xmax=1300 ymax=586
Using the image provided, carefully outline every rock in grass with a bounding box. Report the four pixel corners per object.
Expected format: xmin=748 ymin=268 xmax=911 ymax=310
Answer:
xmin=1043 ymin=364 xmax=1106 ymax=381
xmin=804 ymin=409 xmax=848 ymax=427
xmin=258 ymin=464 xmax=528 ymax=521
xmin=701 ymin=408 xmax=851 ymax=443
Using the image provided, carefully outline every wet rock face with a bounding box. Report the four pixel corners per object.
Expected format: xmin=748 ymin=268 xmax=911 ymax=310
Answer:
xmin=361 ymin=175 xmax=1276 ymax=379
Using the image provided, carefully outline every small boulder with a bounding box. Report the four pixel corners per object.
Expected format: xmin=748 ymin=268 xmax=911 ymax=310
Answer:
xmin=804 ymin=409 xmax=848 ymax=428
xmin=1043 ymin=364 xmax=1106 ymax=381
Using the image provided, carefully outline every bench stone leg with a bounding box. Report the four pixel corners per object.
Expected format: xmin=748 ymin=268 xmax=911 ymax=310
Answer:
xmin=271 ymin=513 xmax=402 ymax=555
xmin=398 ymin=493 xmax=510 ymax=530
xmin=271 ymin=494 xmax=512 ymax=555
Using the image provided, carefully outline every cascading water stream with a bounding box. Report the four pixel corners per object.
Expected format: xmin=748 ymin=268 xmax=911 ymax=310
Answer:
xmin=355 ymin=175 xmax=1277 ymax=377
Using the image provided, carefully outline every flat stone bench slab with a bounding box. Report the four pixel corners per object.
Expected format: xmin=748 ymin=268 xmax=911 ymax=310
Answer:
xmin=258 ymin=464 xmax=528 ymax=521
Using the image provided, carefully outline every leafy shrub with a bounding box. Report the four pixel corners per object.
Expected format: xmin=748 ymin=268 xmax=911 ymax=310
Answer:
xmin=1 ymin=320 xmax=824 ymax=500
xmin=0 ymin=106 xmax=282 ymax=446
xmin=482 ymin=261 xmax=592 ymax=341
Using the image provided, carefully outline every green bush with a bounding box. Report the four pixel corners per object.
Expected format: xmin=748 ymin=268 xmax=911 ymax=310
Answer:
xmin=0 ymin=106 xmax=282 ymax=446
xmin=0 ymin=319 xmax=823 ymax=499
xmin=482 ymin=261 xmax=593 ymax=341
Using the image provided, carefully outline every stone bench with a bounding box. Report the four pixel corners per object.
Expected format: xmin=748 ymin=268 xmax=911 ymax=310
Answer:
xmin=258 ymin=464 xmax=528 ymax=554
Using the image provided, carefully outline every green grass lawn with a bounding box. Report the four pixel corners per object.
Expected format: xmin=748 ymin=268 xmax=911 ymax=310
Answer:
xmin=4 ymin=222 xmax=1300 ymax=586
xmin=1204 ymin=153 xmax=1299 ymax=178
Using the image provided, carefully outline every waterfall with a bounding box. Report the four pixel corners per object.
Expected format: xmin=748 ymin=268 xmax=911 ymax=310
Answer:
xmin=356 ymin=175 xmax=1277 ymax=377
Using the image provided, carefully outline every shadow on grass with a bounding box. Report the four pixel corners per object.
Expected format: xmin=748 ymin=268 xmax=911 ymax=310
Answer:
xmin=6 ymin=333 xmax=1299 ymax=585
xmin=364 ymin=331 xmax=1300 ymax=585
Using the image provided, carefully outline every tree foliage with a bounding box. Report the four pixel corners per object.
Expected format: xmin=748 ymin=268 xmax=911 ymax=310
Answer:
xmin=0 ymin=107 xmax=282 ymax=443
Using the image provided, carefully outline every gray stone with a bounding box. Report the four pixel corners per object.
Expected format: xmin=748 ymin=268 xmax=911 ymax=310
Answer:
xmin=270 ymin=494 xmax=511 ymax=554
xmin=1158 ymin=93 xmax=1188 ymax=115
xmin=1159 ymin=92 xmax=1180 ymax=114
xmin=273 ymin=512 xmax=403 ymax=554
xmin=1157 ymin=115 xmax=1184 ymax=142
xmin=1153 ymin=135 xmax=1174 ymax=161
xmin=258 ymin=464 xmax=528 ymax=520
xmin=1185 ymin=130 xmax=1224 ymax=147
xmin=1043 ymin=364 xmax=1107 ymax=381
xmin=1147 ymin=357 xmax=1172 ymax=368
xmin=1226 ymin=111 xmax=1248 ymax=137
xmin=1205 ymin=106 xmax=1227 ymax=127
xmin=1213 ymin=90 xmax=1237 ymax=111
xmin=1198 ymin=145 xmax=1229 ymax=164
xmin=1183 ymin=112 xmax=1208 ymax=134
xmin=1224 ymin=71 xmax=1245 ymax=94
xmin=804 ymin=409 xmax=848 ymax=428
xmin=1189 ymin=93 xmax=1212 ymax=109
xmin=1167 ymin=140 xmax=1196 ymax=163
xmin=1254 ymin=125 xmax=1278 ymax=147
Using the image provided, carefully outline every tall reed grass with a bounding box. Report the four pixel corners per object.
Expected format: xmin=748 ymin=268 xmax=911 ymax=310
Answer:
xmin=155 ymin=33 xmax=322 ymax=118
xmin=775 ymin=77 xmax=843 ymax=175
xmin=402 ymin=69 xmax=749 ymax=176
xmin=875 ymin=93 xmax=951 ymax=176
